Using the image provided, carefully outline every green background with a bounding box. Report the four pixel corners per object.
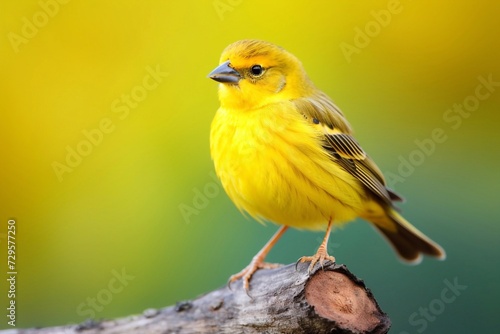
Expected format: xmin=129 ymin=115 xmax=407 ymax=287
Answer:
xmin=1 ymin=1 xmax=499 ymax=333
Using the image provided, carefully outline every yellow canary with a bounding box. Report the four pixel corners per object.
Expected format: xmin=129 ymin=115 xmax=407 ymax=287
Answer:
xmin=208 ymin=40 xmax=445 ymax=291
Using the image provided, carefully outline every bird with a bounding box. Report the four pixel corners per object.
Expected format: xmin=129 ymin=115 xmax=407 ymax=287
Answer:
xmin=208 ymin=39 xmax=445 ymax=292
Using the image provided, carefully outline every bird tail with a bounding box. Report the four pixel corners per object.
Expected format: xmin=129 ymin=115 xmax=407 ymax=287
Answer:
xmin=372 ymin=209 xmax=446 ymax=263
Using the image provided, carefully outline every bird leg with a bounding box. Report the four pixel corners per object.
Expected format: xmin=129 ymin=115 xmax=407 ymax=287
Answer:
xmin=228 ymin=225 xmax=289 ymax=293
xmin=297 ymin=217 xmax=336 ymax=272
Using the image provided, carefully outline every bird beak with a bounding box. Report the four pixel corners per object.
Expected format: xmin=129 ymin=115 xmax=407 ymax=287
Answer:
xmin=208 ymin=60 xmax=241 ymax=83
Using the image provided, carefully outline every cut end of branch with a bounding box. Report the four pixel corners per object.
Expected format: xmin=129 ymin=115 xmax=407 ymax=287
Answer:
xmin=305 ymin=264 xmax=390 ymax=333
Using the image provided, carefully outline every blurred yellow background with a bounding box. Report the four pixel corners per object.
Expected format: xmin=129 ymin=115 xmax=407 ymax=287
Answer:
xmin=1 ymin=0 xmax=499 ymax=332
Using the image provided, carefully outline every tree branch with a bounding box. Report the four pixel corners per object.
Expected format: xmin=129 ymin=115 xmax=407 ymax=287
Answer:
xmin=14 ymin=262 xmax=390 ymax=334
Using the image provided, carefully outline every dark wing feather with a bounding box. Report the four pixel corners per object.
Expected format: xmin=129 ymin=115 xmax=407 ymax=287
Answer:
xmin=323 ymin=134 xmax=394 ymax=205
xmin=325 ymin=133 xmax=365 ymax=160
xmin=293 ymin=95 xmax=403 ymax=205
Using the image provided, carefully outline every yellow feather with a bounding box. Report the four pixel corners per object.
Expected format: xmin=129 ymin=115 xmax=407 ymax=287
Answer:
xmin=211 ymin=99 xmax=363 ymax=230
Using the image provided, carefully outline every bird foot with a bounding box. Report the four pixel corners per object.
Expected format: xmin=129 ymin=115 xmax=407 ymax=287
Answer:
xmin=296 ymin=248 xmax=335 ymax=273
xmin=228 ymin=258 xmax=281 ymax=294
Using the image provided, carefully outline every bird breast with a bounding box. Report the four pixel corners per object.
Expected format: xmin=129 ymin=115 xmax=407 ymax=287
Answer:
xmin=210 ymin=102 xmax=363 ymax=230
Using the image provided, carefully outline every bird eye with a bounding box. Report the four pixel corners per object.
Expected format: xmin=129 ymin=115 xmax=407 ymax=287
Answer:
xmin=250 ymin=65 xmax=264 ymax=77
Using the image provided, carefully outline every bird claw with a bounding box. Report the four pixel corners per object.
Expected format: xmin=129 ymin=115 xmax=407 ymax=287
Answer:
xmin=296 ymin=252 xmax=336 ymax=273
xmin=228 ymin=261 xmax=282 ymax=296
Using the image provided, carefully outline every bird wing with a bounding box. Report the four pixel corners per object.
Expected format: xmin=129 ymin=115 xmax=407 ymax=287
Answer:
xmin=292 ymin=94 xmax=403 ymax=205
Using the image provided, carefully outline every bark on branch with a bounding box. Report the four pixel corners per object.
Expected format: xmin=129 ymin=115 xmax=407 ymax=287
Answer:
xmin=14 ymin=262 xmax=390 ymax=334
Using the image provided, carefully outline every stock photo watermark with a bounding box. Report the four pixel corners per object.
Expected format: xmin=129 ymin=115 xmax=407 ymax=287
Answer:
xmin=5 ymin=219 xmax=17 ymax=327
xmin=51 ymin=64 xmax=168 ymax=182
xmin=385 ymin=73 xmax=499 ymax=187
xmin=213 ymin=0 xmax=243 ymax=20
xmin=339 ymin=0 xmax=409 ymax=63
xmin=7 ymin=0 xmax=72 ymax=54
xmin=399 ymin=277 xmax=467 ymax=334
xmin=179 ymin=171 xmax=221 ymax=224
xmin=76 ymin=268 xmax=135 ymax=319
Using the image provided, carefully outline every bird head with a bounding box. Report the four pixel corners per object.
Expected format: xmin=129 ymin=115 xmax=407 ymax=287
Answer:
xmin=208 ymin=40 xmax=315 ymax=110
